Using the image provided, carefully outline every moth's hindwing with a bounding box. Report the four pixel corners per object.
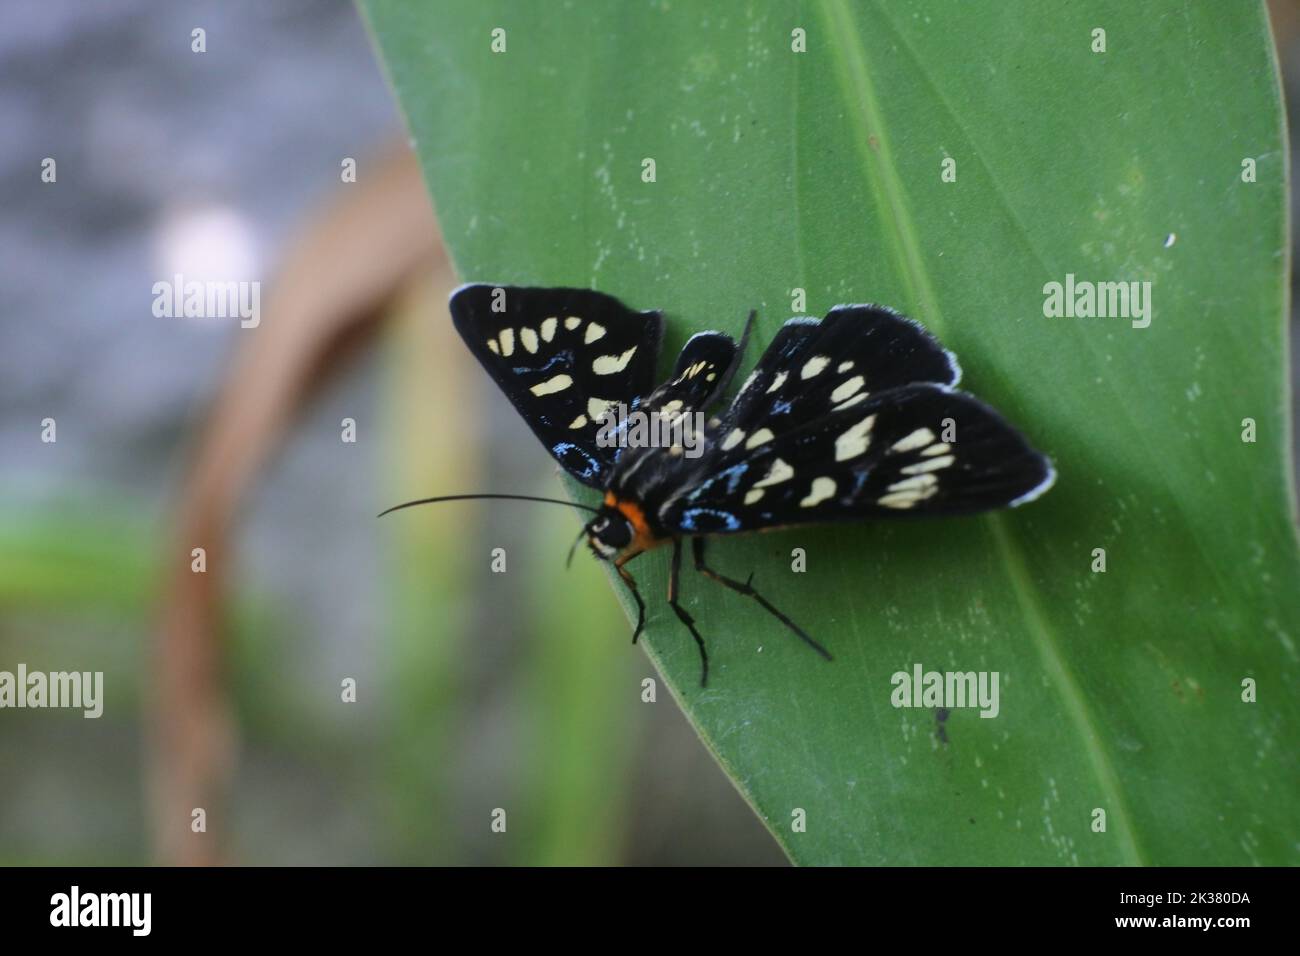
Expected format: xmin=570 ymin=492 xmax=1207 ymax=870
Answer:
xmin=725 ymin=304 xmax=961 ymax=435
xmin=449 ymin=284 xmax=663 ymax=487
xmin=640 ymin=330 xmax=742 ymax=416
xmin=661 ymin=384 xmax=1054 ymax=534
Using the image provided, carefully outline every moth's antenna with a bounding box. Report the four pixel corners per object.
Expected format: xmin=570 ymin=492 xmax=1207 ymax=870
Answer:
xmin=735 ymin=309 xmax=758 ymax=359
xmin=565 ymin=523 xmax=590 ymax=569
xmin=378 ymin=493 xmax=602 ymax=519
xmin=716 ymin=309 xmax=758 ymax=393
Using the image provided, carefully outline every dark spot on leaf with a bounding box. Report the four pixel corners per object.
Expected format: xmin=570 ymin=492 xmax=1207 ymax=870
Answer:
xmin=935 ymin=707 xmax=950 ymax=744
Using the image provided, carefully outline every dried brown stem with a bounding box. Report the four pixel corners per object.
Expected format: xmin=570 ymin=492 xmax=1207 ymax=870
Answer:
xmin=150 ymin=141 xmax=449 ymax=865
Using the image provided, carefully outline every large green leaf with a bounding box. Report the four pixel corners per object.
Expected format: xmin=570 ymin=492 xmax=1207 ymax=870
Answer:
xmin=360 ymin=0 xmax=1299 ymax=864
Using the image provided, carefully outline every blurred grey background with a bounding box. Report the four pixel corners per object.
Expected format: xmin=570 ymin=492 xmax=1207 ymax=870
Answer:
xmin=0 ymin=0 xmax=785 ymax=865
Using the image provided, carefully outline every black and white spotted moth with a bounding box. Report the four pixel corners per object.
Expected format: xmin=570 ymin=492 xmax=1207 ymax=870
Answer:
xmin=382 ymin=284 xmax=1055 ymax=685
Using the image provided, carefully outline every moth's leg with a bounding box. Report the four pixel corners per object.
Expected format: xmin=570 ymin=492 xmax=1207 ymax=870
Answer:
xmin=668 ymin=537 xmax=710 ymax=686
xmin=692 ymin=537 xmax=833 ymax=661
xmin=614 ymin=550 xmax=646 ymax=644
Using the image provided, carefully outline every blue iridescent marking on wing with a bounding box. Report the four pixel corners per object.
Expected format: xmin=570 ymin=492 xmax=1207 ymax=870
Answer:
xmin=686 ymin=462 xmax=749 ymax=502
xmin=513 ymin=350 xmax=572 ymax=375
xmin=551 ymin=441 xmax=603 ymax=482
xmin=678 ymin=508 xmax=741 ymax=531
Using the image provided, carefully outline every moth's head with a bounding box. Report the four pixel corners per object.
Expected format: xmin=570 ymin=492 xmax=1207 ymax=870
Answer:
xmin=586 ymin=507 xmax=634 ymax=561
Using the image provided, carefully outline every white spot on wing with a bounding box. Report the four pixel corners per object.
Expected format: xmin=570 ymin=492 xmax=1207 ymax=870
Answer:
xmin=878 ymin=492 xmax=919 ymax=509
xmin=530 ymin=374 xmax=572 ymax=396
xmin=744 ymin=489 xmax=764 ymax=505
xmin=587 ymin=397 xmax=616 ymax=420
xmin=568 ymin=414 xmax=588 ymax=429
xmin=888 ymin=474 xmax=938 ymax=494
xmin=540 ymin=317 xmax=558 ymax=342
xmin=499 ymin=328 xmax=515 ymax=357
xmin=801 ymin=355 xmax=831 ymax=379
xmin=520 ymin=327 xmax=539 ymax=354
xmin=766 ymin=371 xmax=788 ymax=393
xmin=800 ymin=476 xmax=837 ymax=508
xmin=901 ymin=455 xmax=954 ymax=474
xmin=487 ymin=339 xmax=500 ymax=355
xmin=564 ymin=316 xmax=582 ymax=331
xmin=753 ymin=458 xmax=794 ymax=488
xmin=892 ymin=428 xmax=935 ymax=453
xmin=585 ymin=322 xmax=607 ymax=344
xmin=834 ymin=414 xmax=877 ymax=461
xmin=721 ymin=428 xmax=746 ymax=451
xmin=830 ymin=375 xmax=865 ymax=404
xmin=746 ymin=428 xmax=774 ymax=449
xmin=592 ymin=346 xmax=637 ymax=375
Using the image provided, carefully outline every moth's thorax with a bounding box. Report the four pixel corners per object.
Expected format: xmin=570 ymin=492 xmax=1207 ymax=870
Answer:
xmin=605 ymin=419 xmax=723 ymax=516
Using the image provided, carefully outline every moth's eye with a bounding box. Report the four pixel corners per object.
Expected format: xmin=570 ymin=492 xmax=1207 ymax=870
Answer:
xmin=592 ymin=518 xmax=608 ymax=533
xmin=602 ymin=519 xmax=632 ymax=548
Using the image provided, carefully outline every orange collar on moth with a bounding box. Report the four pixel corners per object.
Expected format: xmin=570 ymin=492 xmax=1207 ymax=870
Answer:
xmin=604 ymin=491 xmax=663 ymax=552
